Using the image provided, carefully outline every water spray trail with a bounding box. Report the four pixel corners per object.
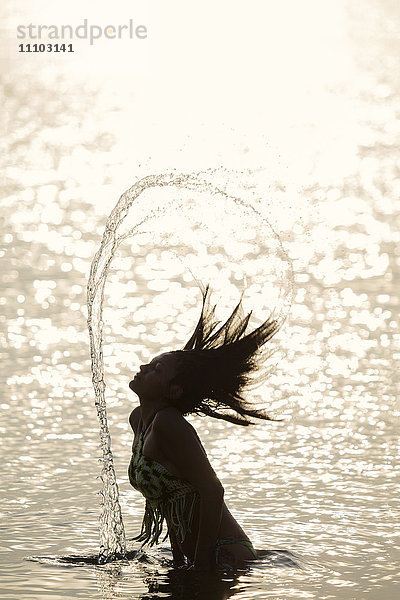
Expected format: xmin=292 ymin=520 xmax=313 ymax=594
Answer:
xmin=86 ymin=173 xmax=196 ymax=562
xmin=86 ymin=171 xmax=293 ymax=561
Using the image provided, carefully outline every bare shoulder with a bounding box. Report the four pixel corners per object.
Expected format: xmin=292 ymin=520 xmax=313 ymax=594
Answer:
xmin=153 ymin=407 xmax=221 ymax=492
xmin=153 ymin=407 xmax=202 ymax=447
xmin=153 ymin=407 xmax=194 ymax=436
xmin=129 ymin=406 xmax=141 ymax=432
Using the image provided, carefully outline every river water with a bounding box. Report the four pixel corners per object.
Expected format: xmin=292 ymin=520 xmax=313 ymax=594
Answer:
xmin=1 ymin=1 xmax=399 ymax=599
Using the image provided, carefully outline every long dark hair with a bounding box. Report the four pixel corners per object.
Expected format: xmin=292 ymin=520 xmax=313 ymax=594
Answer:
xmin=172 ymin=286 xmax=283 ymax=426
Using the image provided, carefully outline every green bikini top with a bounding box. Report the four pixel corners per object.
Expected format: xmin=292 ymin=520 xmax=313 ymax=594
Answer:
xmin=128 ymin=427 xmax=199 ymax=546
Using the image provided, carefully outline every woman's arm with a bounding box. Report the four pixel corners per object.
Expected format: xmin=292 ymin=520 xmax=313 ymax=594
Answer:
xmin=168 ymin=524 xmax=186 ymax=567
xmin=194 ymin=484 xmax=224 ymax=569
xmin=153 ymin=408 xmax=225 ymax=570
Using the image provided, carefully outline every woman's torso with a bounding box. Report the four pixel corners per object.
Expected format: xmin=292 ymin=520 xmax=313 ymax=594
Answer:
xmin=131 ymin=414 xmax=250 ymax=560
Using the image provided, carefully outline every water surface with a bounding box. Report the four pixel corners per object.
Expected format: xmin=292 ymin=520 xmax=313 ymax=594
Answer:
xmin=1 ymin=1 xmax=399 ymax=598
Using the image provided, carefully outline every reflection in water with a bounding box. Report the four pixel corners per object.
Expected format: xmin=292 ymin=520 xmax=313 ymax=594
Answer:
xmin=93 ymin=549 xmax=302 ymax=600
xmin=96 ymin=565 xmax=241 ymax=600
xmin=29 ymin=547 xmax=302 ymax=600
xmin=140 ymin=570 xmax=241 ymax=600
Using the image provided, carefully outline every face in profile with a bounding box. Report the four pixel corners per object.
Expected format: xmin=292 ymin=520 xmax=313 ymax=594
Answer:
xmin=129 ymin=352 xmax=181 ymax=403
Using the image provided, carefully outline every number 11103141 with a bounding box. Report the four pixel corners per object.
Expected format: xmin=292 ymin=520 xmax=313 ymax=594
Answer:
xmin=19 ymin=43 xmax=74 ymax=52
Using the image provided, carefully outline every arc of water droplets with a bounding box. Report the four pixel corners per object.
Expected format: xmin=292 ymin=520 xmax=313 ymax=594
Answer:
xmin=86 ymin=171 xmax=293 ymax=562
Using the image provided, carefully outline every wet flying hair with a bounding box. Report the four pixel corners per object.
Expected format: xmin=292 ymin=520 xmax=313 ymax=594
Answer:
xmin=172 ymin=286 xmax=283 ymax=426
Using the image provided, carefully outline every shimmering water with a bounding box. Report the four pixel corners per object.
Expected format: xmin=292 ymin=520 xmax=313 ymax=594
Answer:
xmin=1 ymin=1 xmax=400 ymax=598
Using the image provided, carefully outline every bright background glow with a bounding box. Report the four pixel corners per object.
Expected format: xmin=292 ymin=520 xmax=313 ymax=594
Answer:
xmin=1 ymin=1 xmax=399 ymax=598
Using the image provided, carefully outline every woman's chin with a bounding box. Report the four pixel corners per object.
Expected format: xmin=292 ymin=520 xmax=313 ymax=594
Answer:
xmin=129 ymin=380 xmax=138 ymax=392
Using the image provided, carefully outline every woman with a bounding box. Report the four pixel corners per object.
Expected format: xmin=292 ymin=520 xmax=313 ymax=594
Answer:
xmin=128 ymin=286 xmax=282 ymax=571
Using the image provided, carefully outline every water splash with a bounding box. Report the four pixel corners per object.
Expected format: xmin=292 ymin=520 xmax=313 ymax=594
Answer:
xmin=87 ymin=171 xmax=293 ymax=562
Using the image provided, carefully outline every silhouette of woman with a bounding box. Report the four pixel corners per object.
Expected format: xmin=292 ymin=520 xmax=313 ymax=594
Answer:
xmin=128 ymin=286 xmax=281 ymax=570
